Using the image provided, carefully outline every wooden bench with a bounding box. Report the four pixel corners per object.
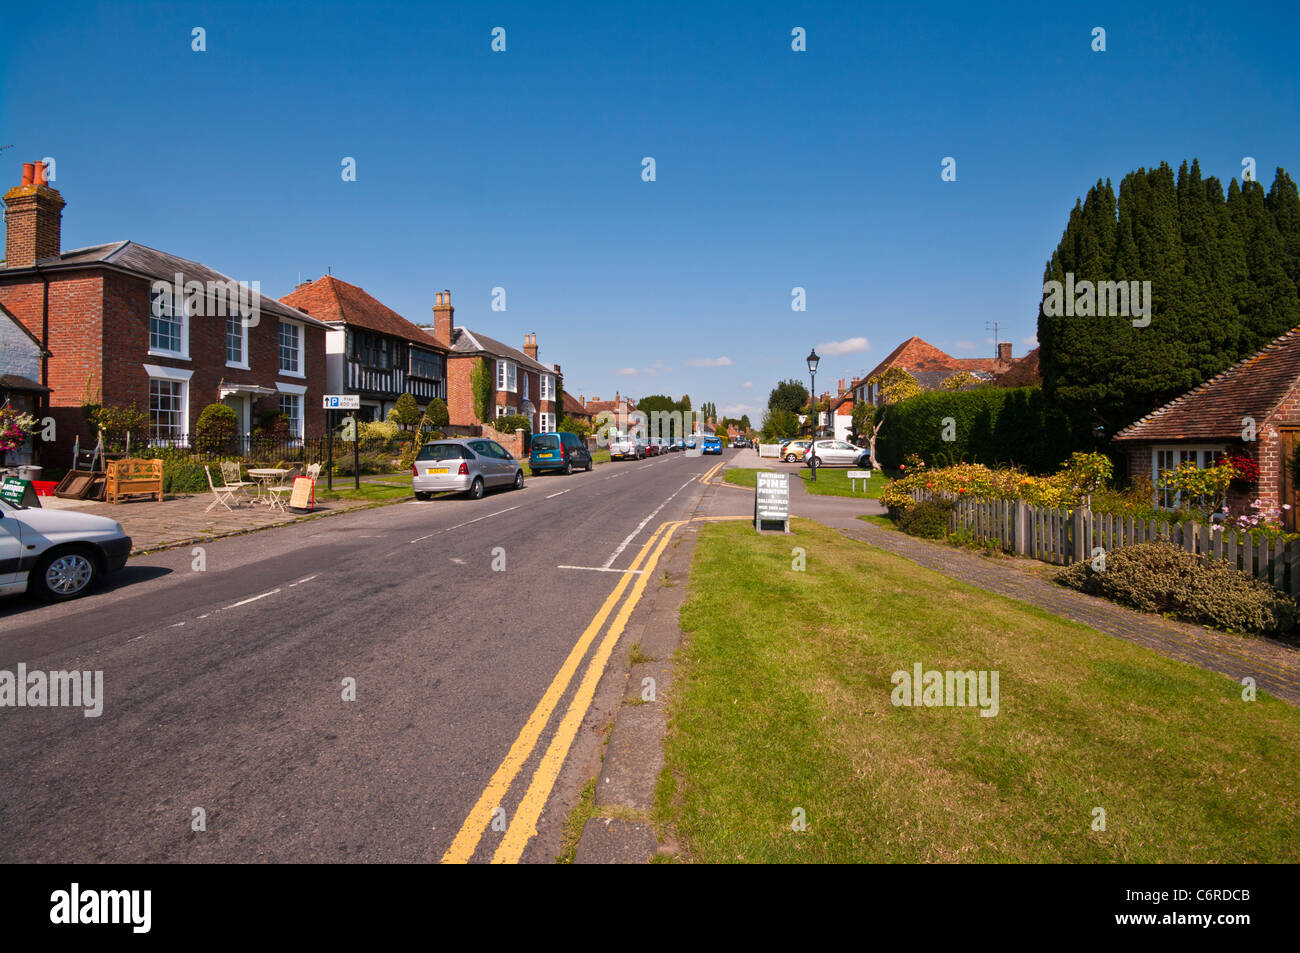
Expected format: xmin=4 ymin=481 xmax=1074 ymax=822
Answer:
xmin=104 ymin=458 xmax=164 ymax=504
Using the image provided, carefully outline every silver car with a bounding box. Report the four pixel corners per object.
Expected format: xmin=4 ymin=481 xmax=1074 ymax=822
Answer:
xmin=411 ymin=438 xmax=524 ymax=500
xmin=608 ymin=433 xmax=646 ymax=460
xmin=803 ymin=439 xmax=871 ymax=468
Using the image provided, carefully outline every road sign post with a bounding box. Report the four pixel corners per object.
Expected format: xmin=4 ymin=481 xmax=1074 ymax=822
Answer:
xmin=847 ymin=469 xmax=873 ymax=493
xmin=323 ymin=396 xmax=361 ymax=492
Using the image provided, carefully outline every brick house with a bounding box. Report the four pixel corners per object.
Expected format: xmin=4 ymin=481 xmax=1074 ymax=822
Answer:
xmin=280 ymin=275 xmax=448 ymax=422
xmin=1112 ymin=326 xmax=1300 ymax=530
xmin=0 ymin=299 xmax=49 ymax=466
xmin=561 ymin=391 xmax=594 ymax=427
xmin=433 ymin=291 xmax=562 ymax=436
xmin=0 ymin=162 xmax=328 ymax=457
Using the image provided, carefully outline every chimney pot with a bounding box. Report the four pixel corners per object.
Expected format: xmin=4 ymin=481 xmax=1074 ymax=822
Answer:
xmin=21 ymin=163 xmax=34 ymax=186
xmin=33 ymin=162 xmax=47 ymax=186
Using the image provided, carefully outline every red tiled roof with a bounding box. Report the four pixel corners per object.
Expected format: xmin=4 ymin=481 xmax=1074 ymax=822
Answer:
xmin=562 ymin=392 xmax=590 ymax=417
xmin=280 ymin=276 xmax=446 ymax=351
xmin=1114 ymin=327 xmax=1300 ymax=442
xmin=862 ymin=336 xmax=960 ymax=380
xmin=994 ymin=347 xmax=1040 ymax=387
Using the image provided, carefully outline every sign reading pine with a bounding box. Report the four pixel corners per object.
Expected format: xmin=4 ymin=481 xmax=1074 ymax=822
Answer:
xmin=754 ymin=472 xmax=790 ymax=533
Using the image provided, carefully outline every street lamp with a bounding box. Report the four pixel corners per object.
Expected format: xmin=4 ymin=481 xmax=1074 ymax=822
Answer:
xmin=806 ymin=347 xmax=820 ymax=482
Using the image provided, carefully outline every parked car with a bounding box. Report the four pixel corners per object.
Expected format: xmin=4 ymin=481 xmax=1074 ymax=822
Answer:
xmin=685 ymin=436 xmax=697 ymax=450
xmin=702 ymin=436 xmax=723 ymax=454
xmin=781 ymin=440 xmax=813 ymax=463
xmin=412 ymin=438 xmax=524 ymax=500
xmin=0 ymin=497 xmax=132 ymax=601
xmin=609 ymin=433 xmax=646 ymax=460
xmin=529 ymin=431 xmax=593 ymax=475
xmin=645 ymin=439 xmax=660 ymax=457
xmin=671 ymin=438 xmax=686 ymax=451
xmin=802 ymin=439 xmax=872 ymax=468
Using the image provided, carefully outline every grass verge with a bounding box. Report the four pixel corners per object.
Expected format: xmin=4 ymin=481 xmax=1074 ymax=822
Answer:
xmin=658 ymin=517 xmax=1300 ymax=862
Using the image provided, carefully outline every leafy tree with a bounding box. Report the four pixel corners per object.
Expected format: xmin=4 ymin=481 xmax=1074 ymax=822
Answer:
xmin=558 ymin=415 xmax=592 ymax=439
xmin=93 ymin=403 xmax=150 ymax=451
xmin=940 ymin=370 xmax=982 ymax=391
xmin=864 ymin=367 xmax=921 ymax=468
xmin=388 ymin=392 xmax=422 ymax=430
xmin=678 ymin=394 xmax=692 ymax=412
xmin=470 ymin=358 xmax=493 ymax=423
xmin=761 ymin=408 xmax=800 ymax=441
xmin=767 ymin=379 xmax=810 ymax=415
xmin=739 ymin=414 xmax=751 ymax=431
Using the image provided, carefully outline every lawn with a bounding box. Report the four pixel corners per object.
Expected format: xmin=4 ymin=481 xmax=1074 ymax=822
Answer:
xmin=658 ymin=518 xmax=1300 ymax=863
xmin=724 ymin=466 xmax=885 ymax=499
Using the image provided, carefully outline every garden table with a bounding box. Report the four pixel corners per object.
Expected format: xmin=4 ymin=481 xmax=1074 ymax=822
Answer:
xmin=245 ymin=468 xmax=289 ymax=504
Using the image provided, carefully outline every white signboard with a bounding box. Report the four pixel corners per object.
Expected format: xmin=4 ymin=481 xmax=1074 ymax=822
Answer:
xmin=323 ymin=394 xmax=361 ymax=410
xmin=754 ymin=472 xmax=790 ymax=532
xmin=847 ymin=469 xmax=873 ymax=492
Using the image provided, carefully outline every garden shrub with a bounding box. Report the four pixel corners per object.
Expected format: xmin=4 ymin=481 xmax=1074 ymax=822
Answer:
xmin=195 ymin=403 xmax=239 ymax=454
xmin=897 ymin=498 xmax=953 ymax=539
xmin=1055 ymin=541 xmax=1299 ymax=637
xmin=876 ymin=386 xmax=1073 ymax=475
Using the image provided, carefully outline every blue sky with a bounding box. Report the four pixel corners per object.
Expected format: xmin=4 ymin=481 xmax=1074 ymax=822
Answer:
xmin=4 ymin=1 xmax=1297 ymax=419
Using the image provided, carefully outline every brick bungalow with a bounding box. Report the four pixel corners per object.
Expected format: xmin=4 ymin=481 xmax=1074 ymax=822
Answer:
xmin=1112 ymin=326 xmax=1300 ymax=530
xmin=0 ymin=161 xmax=328 ymax=457
xmin=280 ymin=275 xmax=448 ymax=423
xmin=434 ymin=292 xmax=562 ymax=440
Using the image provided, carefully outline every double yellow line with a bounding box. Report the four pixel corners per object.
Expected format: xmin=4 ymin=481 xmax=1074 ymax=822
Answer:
xmin=441 ymin=513 xmax=747 ymax=864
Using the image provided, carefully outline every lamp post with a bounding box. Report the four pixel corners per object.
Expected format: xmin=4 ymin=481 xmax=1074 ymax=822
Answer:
xmin=806 ymin=347 xmax=820 ymax=482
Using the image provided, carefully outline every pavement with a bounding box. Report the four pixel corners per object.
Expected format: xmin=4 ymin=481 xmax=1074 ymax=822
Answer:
xmin=40 ymin=490 xmax=382 ymax=554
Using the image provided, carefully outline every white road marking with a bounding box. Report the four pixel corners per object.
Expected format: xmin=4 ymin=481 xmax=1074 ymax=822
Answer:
xmin=602 ymin=478 xmax=694 ymax=569
xmin=557 ymin=565 xmax=645 ymax=574
xmin=450 ymin=557 xmax=467 ymax=565
xmin=222 ymin=589 xmax=280 ymax=610
xmin=169 ymin=622 xmax=185 ymax=628
xmin=410 ymin=505 xmax=521 ymax=543
xmin=288 ymin=575 xmax=318 ymax=587
xmin=546 ymin=489 xmax=571 ymax=499
xmin=637 ymin=464 xmax=652 ymax=470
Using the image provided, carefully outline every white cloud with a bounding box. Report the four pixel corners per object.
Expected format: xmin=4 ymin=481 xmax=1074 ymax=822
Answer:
xmin=1021 ymin=335 xmax=1038 ymax=348
xmin=616 ymin=367 xmax=638 ymax=376
xmin=951 ymin=340 xmax=977 ymax=353
xmin=723 ymin=403 xmax=758 ymax=416
xmin=687 ymin=356 xmax=733 ymax=368
xmin=741 ymin=381 xmax=753 ymax=389
xmin=817 ymin=337 xmax=869 ymax=356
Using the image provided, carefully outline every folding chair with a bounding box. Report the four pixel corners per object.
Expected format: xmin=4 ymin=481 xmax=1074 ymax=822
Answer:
xmin=220 ymin=461 xmax=254 ymax=501
xmin=266 ymin=464 xmax=302 ymax=513
xmin=205 ymin=465 xmax=238 ymax=512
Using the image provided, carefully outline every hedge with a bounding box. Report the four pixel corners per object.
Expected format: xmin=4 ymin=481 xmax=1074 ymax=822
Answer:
xmin=876 ymin=386 xmax=1073 ymax=475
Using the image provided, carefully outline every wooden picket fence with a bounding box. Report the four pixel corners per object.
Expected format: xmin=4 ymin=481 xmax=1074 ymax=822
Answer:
xmin=911 ymin=490 xmax=1300 ymax=595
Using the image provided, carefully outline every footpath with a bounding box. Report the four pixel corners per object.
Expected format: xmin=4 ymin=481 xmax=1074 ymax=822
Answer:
xmin=574 ymin=452 xmax=1300 ymax=863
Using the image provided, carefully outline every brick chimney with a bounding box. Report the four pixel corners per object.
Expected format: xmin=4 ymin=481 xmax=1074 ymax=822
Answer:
xmin=997 ymin=342 xmax=1012 ymax=362
xmin=431 ymin=289 xmax=453 ymax=349
xmin=523 ymin=332 xmax=538 ymax=361
xmin=3 ymin=161 xmax=65 ymax=268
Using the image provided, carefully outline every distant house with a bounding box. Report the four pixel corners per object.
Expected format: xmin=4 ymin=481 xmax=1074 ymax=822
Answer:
xmin=0 ymin=300 xmax=49 ymax=465
xmin=561 ymin=391 xmax=593 ymax=427
xmin=1112 ymin=326 xmax=1300 ymax=530
xmin=851 ymin=337 xmax=1021 ymax=407
xmin=583 ymin=391 xmax=636 ymax=423
xmin=436 ymin=292 xmax=562 ymax=435
xmin=0 ymin=162 xmax=328 ymax=456
xmin=280 ymin=275 xmax=448 ymax=423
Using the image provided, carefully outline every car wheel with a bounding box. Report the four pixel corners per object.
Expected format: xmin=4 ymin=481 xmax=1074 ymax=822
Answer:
xmin=513 ymin=470 xmax=525 ymax=490
xmin=467 ymin=477 xmax=485 ymax=500
xmin=585 ymin=459 xmax=593 ymax=471
xmin=30 ymin=547 xmax=98 ymax=602
xmin=415 ymin=491 xmax=433 ymax=501
xmin=564 ymin=461 xmax=573 ymax=475
xmin=809 ymin=456 xmax=822 ymax=468
xmin=785 ymin=453 xmax=797 ymax=463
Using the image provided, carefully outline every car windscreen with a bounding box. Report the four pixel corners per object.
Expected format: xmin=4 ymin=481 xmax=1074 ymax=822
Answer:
xmin=416 ymin=444 xmax=469 ymax=461
xmin=532 ymin=435 xmax=561 ymax=450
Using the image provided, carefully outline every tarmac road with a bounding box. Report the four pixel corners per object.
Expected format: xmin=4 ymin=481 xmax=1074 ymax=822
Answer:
xmin=0 ymin=449 xmax=728 ymax=863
